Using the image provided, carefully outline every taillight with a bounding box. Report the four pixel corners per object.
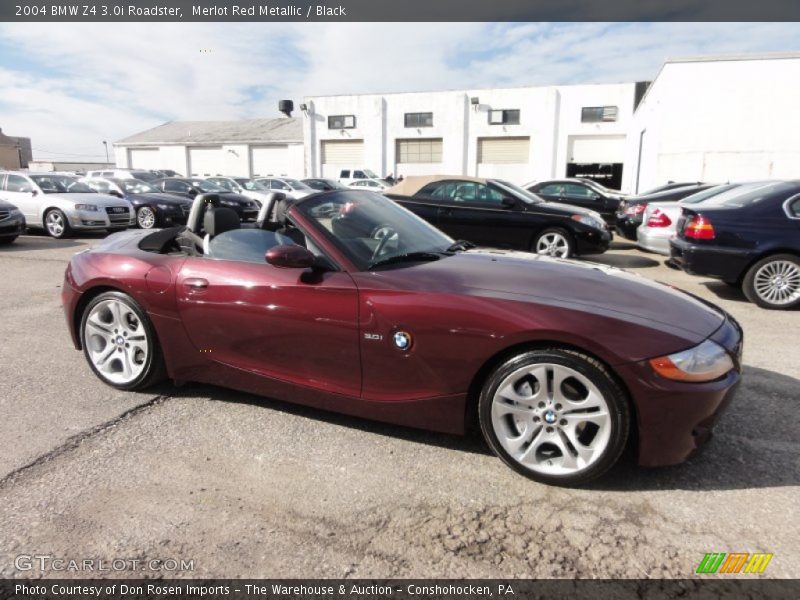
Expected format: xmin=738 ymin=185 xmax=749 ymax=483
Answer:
xmin=646 ymin=209 xmax=672 ymax=228
xmin=625 ymin=203 xmax=647 ymax=216
xmin=684 ymin=214 xmax=715 ymax=240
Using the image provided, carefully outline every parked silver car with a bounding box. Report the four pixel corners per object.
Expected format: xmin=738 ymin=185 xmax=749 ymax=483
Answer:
xmin=0 ymin=172 xmax=134 ymax=238
xmin=254 ymin=177 xmax=314 ymax=200
xmin=636 ymin=183 xmax=755 ymax=255
xmin=206 ymin=176 xmax=272 ymax=206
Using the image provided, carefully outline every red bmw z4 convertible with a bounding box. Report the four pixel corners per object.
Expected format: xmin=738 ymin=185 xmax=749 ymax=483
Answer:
xmin=62 ymin=190 xmax=743 ymax=486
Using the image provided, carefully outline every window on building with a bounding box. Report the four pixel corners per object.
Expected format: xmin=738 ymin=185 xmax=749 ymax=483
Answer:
xmin=581 ymin=106 xmax=619 ymax=122
xmin=328 ymin=115 xmax=356 ymax=129
xmin=396 ymin=138 xmax=443 ymax=163
xmin=488 ymin=109 xmax=520 ymax=125
xmin=404 ymin=112 xmax=434 ymax=128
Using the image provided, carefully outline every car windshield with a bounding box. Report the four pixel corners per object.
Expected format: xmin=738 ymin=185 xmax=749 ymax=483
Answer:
xmin=283 ymin=178 xmax=313 ymax=190
xmin=30 ymin=175 xmax=94 ymax=193
xmin=120 ymin=180 xmax=159 ymax=193
xmin=699 ymin=182 xmax=792 ymax=209
xmin=680 ymin=183 xmax=739 ymax=205
xmin=192 ymin=180 xmax=226 ymax=192
xmin=296 ymin=191 xmax=454 ymax=271
xmin=130 ymin=171 xmax=158 ymax=182
xmin=492 ymin=179 xmax=543 ymax=204
xmin=235 ymin=178 xmax=268 ymax=191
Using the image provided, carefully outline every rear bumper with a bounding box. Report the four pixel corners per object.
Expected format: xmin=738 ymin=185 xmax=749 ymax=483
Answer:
xmin=669 ymin=237 xmax=754 ymax=282
xmin=615 ymin=216 xmax=640 ymax=240
xmin=636 ymin=225 xmax=673 ymax=255
xmin=622 ymin=312 xmax=743 ymax=467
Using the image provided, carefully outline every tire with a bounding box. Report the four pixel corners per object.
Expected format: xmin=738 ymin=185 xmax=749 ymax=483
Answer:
xmin=0 ymin=236 xmax=17 ymax=245
xmin=742 ymin=254 xmax=800 ymax=309
xmin=136 ymin=206 xmax=157 ymax=229
xmin=478 ymin=347 xmax=630 ymax=486
xmin=44 ymin=208 xmax=72 ymax=239
xmin=80 ymin=291 xmax=166 ymax=390
xmin=533 ymin=228 xmax=574 ymax=258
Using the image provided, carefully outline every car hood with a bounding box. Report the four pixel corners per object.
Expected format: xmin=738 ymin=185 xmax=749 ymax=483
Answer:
xmin=46 ymin=193 xmax=129 ymax=206
xmin=219 ymin=192 xmax=255 ymax=204
xmin=379 ymin=249 xmax=724 ymax=343
xmin=128 ymin=192 xmax=189 ymax=205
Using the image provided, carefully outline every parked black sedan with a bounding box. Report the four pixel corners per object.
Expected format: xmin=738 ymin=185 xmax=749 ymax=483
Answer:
xmin=151 ymin=178 xmax=259 ymax=221
xmin=386 ymin=176 xmax=611 ymax=258
xmin=670 ymin=181 xmax=800 ymax=310
xmin=0 ymin=199 xmax=25 ymax=244
xmin=525 ymin=178 xmax=627 ymax=226
xmin=83 ymin=177 xmax=192 ymax=229
xmin=302 ymin=178 xmax=347 ymax=192
xmin=615 ymin=183 xmax=715 ymax=240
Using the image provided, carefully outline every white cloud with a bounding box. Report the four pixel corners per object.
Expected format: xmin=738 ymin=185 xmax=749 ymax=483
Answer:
xmin=0 ymin=22 xmax=798 ymax=160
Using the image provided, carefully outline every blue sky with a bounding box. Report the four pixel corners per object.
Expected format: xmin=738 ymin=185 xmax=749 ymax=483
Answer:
xmin=1 ymin=22 xmax=799 ymax=161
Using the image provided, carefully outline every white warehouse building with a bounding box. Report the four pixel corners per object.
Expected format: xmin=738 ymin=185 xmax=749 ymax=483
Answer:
xmin=303 ymin=82 xmax=642 ymax=190
xmin=114 ymin=117 xmax=303 ymax=178
xmin=624 ymin=53 xmax=800 ymax=193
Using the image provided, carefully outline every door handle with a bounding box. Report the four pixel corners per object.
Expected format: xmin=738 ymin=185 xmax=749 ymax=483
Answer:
xmin=183 ymin=278 xmax=209 ymax=292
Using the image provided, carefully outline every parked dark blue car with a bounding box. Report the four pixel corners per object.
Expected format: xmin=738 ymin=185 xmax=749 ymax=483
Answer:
xmin=670 ymin=181 xmax=800 ymax=309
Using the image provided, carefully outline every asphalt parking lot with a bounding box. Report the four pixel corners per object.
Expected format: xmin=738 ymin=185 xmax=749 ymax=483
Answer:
xmin=0 ymin=232 xmax=798 ymax=579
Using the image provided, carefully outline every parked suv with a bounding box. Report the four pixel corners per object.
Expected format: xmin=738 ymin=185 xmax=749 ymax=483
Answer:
xmin=336 ymin=168 xmax=382 ymax=186
xmin=0 ymin=172 xmax=134 ymax=238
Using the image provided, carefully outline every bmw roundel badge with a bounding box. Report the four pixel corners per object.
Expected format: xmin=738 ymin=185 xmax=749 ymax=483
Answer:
xmin=393 ymin=331 xmax=413 ymax=351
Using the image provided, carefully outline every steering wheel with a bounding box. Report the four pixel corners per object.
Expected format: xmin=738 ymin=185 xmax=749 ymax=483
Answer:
xmin=371 ymin=226 xmax=398 ymax=261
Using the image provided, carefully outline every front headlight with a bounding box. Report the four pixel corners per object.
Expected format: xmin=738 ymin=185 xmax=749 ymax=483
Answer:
xmin=649 ymin=340 xmax=734 ymax=382
xmin=75 ymin=204 xmax=99 ymax=212
xmin=8 ymin=207 xmax=22 ymax=217
xmin=571 ymin=213 xmax=605 ymax=230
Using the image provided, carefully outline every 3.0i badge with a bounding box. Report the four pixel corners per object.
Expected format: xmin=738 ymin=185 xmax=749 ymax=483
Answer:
xmin=393 ymin=331 xmax=413 ymax=351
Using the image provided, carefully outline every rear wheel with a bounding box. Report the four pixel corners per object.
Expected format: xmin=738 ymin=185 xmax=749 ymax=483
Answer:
xmin=533 ymin=228 xmax=574 ymax=258
xmin=44 ymin=208 xmax=71 ymax=239
xmin=743 ymin=254 xmax=800 ymax=309
xmin=80 ymin=291 xmax=166 ymax=390
xmin=479 ymin=348 xmax=629 ymax=486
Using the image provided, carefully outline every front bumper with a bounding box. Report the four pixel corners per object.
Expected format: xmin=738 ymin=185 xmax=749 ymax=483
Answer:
xmin=636 ymin=225 xmax=673 ymax=255
xmin=669 ymin=237 xmax=754 ymax=283
xmin=67 ymin=208 xmax=134 ymax=230
xmin=0 ymin=213 xmax=25 ymax=237
xmin=575 ymin=228 xmax=613 ymax=255
xmin=622 ymin=312 xmax=743 ymax=467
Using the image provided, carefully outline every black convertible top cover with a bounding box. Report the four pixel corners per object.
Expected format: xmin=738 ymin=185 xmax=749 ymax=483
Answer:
xmin=138 ymin=226 xmax=186 ymax=253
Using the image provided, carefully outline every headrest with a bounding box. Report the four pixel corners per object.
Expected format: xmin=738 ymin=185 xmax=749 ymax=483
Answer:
xmin=256 ymin=192 xmax=286 ymax=229
xmin=204 ymin=207 xmax=240 ymax=237
xmin=186 ymin=193 xmax=221 ymax=233
xmin=273 ymin=195 xmax=296 ymax=226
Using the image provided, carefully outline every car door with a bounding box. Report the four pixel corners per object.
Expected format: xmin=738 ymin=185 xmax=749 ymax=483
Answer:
xmin=389 ymin=181 xmax=443 ymax=227
xmin=433 ymin=180 xmax=525 ymax=248
xmin=174 ymin=252 xmax=361 ymax=398
xmin=3 ymin=174 xmax=39 ymax=222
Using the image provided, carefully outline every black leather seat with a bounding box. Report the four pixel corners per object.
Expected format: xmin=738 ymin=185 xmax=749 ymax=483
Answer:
xmin=202 ymin=206 xmax=240 ymax=254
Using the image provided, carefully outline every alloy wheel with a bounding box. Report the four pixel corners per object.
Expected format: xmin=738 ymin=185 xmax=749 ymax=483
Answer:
xmin=46 ymin=211 xmax=65 ymax=237
xmin=490 ymin=363 xmax=611 ymax=476
xmin=84 ymin=299 xmax=149 ymax=385
xmin=753 ymin=260 xmax=800 ymax=306
xmin=535 ymin=232 xmax=570 ymax=257
xmin=137 ymin=206 xmax=156 ymax=229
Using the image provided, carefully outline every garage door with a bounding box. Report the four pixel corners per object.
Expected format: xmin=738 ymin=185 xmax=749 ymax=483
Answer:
xmin=128 ymin=148 xmax=160 ymax=170
xmin=477 ymin=137 xmax=530 ymax=182
xmin=321 ymin=140 xmax=363 ymax=178
xmin=251 ymin=145 xmax=290 ymax=177
xmin=395 ymin=138 xmax=443 ymax=177
xmin=187 ymin=147 xmax=223 ymax=177
xmin=567 ymin=135 xmax=626 ymax=163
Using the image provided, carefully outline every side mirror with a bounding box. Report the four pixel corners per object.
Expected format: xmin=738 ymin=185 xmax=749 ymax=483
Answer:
xmin=30 ymin=189 xmax=38 ymax=196
xmin=501 ymin=197 xmax=517 ymax=208
xmin=188 ymin=189 xmax=198 ymax=197
xmin=266 ymin=245 xmax=317 ymax=269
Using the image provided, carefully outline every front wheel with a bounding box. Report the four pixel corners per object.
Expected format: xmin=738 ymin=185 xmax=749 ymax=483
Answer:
xmin=479 ymin=348 xmax=629 ymax=486
xmin=80 ymin=291 xmax=166 ymax=390
xmin=742 ymin=254 xmax=800 ymax=309
xmin=44 ymin=208 xmax=72 ymax=239
xmin=533 ymin=228 xmax=574 ymax=258
xmin=136 ymin=206 xmax=157 ymax=229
